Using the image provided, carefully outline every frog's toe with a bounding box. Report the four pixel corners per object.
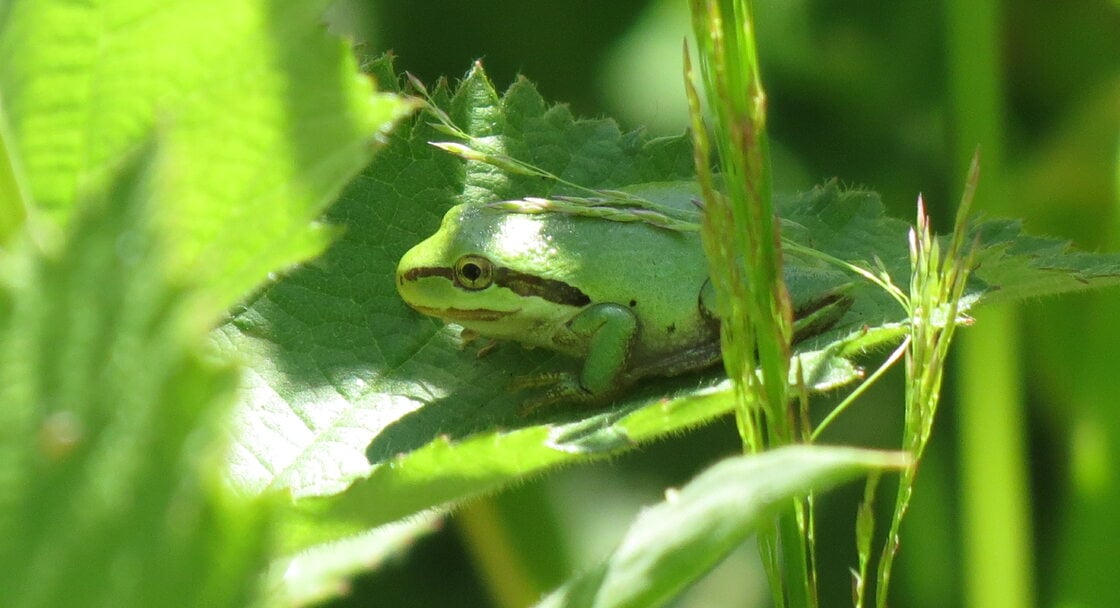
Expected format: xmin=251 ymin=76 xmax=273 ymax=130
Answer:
xmin=512 ymin=373 xmax=596 ymax=415
xmin=510 ymin=372 xmax=569 ymax=391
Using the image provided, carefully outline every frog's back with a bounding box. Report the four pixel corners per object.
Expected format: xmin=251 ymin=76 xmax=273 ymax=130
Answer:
xmin=470 ymin=186 xmax=714 ymax=363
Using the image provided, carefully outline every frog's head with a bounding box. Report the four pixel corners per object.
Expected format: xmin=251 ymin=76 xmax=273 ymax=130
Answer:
xmin=396 ymin=203 xmax=591 ymax=341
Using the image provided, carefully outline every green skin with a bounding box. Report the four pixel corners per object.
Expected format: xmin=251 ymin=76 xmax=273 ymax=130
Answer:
xmin=396 ymin=183 xmax=844 ymax=407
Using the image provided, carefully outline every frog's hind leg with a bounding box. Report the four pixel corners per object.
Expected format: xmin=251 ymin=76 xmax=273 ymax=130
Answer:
xmin=624 ymin=338 xmax=723 ymax=382
xmin=791 ymin=284 xmax=854 ymax=344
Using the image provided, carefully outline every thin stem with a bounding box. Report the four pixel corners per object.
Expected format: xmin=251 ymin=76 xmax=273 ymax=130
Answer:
xmin=456 ymin=499 xmax=541 ymax=608
xmin=812 ymin=337 xmax=909 ymax=442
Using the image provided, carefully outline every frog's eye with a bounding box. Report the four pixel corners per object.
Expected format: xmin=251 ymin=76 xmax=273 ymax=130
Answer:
xmin=454 ymin=255 xmax=494 ymax=290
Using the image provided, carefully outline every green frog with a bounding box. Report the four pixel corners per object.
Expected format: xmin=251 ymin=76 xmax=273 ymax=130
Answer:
xmin=396 ymin=182 xmax=846 ymax=407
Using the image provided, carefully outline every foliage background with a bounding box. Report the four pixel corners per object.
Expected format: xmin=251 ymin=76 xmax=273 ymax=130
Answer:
xmin=323 ymin=1 xmax=1118 ymax=607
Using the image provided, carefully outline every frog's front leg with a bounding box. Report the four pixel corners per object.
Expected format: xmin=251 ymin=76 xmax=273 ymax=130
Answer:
xmin=570 ymin=303 xmax=639 ymax=394
xmin=515 ymin=303 xmax=638 ymax=411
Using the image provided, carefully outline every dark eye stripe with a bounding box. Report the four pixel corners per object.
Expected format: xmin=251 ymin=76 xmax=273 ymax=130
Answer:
xmin=401 ymin=267 xmax=454 ymax=282
xmin=494 ymin=267 xmax=591 ymax=307
xmin=402 ymin=264 xmax=590 ymax=307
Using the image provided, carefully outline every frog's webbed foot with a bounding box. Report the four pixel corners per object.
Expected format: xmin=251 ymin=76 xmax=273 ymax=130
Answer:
xmin=457 ymin=327 xmax=480 ymax=349
xmin=510 ymin=372 xmax=595 ymax=416
xmin=474 ymin=339 xmax=501 ymax=359
xmin=457 ymin=328 xmax=502 ymax=358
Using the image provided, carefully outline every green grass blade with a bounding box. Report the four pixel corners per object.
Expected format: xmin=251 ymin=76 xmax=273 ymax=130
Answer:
xmin=945 ymin=0 xmax=1036 ymax=605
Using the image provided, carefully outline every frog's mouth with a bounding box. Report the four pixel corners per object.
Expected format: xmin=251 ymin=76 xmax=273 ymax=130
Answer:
xmin=409 ymin=304 xmax=519 ymax=322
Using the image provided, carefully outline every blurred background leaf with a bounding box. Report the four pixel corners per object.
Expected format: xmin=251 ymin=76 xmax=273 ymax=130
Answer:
xmin=0 ymin=142 xmax=273 ymax=608
xmin=538 ymin=447 xmax=909 ymax=608
xmin=0 ymin=0 xmax=411 ymax=606
xmin=0 ymin=0 xmax=411 ymax=309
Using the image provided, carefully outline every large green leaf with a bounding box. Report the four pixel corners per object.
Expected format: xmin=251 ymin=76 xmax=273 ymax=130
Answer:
xmin=0 ymin=0 xmax=412 ymax=309
xmin=221 ymin=58 xmax=701 ymax=504
xmin=221 ymin=60 xmax=1120 ymax=554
